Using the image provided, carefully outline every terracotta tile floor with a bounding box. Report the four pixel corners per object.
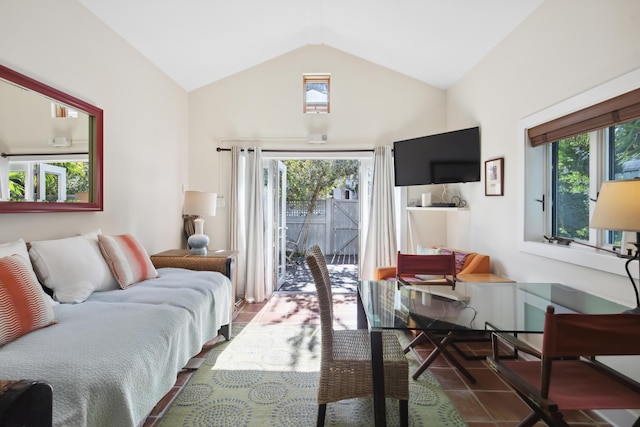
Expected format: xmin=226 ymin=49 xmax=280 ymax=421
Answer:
xmin=146 ymin=292 xmax=615 ymax=427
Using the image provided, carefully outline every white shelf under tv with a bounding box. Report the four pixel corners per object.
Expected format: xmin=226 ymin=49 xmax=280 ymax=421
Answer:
xmin=403 ymin=206 xmax=471 ymax=252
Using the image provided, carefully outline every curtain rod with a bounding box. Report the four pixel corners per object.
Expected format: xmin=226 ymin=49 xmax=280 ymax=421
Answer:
xmin=1 ymin=151 xmax=88 ymax=158
xmin=216 ymin=147 xmax=376 ymax=153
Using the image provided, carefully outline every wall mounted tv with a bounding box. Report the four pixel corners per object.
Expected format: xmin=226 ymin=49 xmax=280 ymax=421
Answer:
xmin=393 ymin=126 xmax=481 ymax=186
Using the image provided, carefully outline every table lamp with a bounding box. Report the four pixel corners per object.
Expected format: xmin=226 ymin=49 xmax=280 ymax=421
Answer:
xmin=183 ymin=191 xmax=217 ymax=255
xmin=590 ymin=179 xmax=640 ymax=313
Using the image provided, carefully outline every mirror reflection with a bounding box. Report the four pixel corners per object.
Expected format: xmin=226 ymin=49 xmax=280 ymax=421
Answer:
xmin=0 ymin=64 xmax=103 ymax=213
xmin=1 ymin=81 xmax=90 ymax=202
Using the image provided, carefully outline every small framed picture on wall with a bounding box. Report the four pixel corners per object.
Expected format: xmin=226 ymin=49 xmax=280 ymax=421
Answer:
xmin=485 ymin=157 xmax=504 ymax=196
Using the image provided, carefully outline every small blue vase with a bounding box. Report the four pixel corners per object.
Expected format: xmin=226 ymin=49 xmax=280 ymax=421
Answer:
xmin=188 ymin=233 xmax=209 ymax=255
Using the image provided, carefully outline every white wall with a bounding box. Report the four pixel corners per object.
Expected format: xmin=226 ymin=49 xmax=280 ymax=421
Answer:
xmin=189 ymin=44 xmax=447 ymax=249
xmin=0 ymin=0 xmax=189 ymax=253
xmin=447 ymin=0 xmax=640 ymax=306
xmin=5 ymin=0 xmax=638 ymax=308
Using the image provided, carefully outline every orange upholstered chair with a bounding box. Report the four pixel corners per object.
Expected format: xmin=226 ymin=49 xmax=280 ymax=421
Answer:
xmin=489 ymin=305 xmax=640 ymax=427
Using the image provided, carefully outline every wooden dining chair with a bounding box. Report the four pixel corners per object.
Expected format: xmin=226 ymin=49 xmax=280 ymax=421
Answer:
xmin=305 ymin=245 xmax=409 ymax=427
xmin=488 ymin=305 xmax=640 ymax=427
xmin=395 ymin=252 xmax=457 ymax=288
xmin=395 ymin=251 xmax=477 ymax=380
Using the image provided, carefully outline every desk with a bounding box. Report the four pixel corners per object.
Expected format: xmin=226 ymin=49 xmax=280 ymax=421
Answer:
xmin=356 ymin=280 xmax=628 ymax=426
xmin=457 ymin=273 xmax=515 ymax=283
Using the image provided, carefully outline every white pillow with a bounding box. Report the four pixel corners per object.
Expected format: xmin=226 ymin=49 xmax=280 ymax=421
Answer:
xmin=416 ymin=245 xmax=440 ymax=255
xmin=0 ymin=238 xmax=33 ymax=267
xmin=0 ymin=238 xmax=58 ymax=307
xmin=416 ymin=245 xmax=441 ymax=255
xmin=28 ymin=230 xmax=118 ymax=303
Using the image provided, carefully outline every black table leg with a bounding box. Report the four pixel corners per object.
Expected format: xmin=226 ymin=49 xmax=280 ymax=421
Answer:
xmin=357 ymin=288 xmax=387 ymax=426
xmin=411 ymin=331 xmax=476 ymax=383
xmin=370 ymin=329 xmax=386 ymax=426
xmin=357 ymin=288 xmax=368 ymax=329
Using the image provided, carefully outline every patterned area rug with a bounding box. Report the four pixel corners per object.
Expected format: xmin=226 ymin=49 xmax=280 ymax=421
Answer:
xmin=159 ymin=324 xmax=466 ymax=427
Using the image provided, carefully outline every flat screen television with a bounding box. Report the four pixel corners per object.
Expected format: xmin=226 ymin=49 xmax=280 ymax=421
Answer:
xmin=393 ymin=126 xmax=481 ymax=186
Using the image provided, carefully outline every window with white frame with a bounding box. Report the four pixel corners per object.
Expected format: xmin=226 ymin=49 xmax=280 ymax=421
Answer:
xmin=51 ymin=102 xmax=79 ymax=118
xmin=7 ymin=159 xmax=89 ymax=202
xmin=527 ymin=88 xmax=640 ymax=250
xmin=303 ymin=74 xmax=330 ymax=114
xmin=519 ymin=73 xmax=640 ymax=277
xmin=546 ymin=120 xmax=640 ymax=247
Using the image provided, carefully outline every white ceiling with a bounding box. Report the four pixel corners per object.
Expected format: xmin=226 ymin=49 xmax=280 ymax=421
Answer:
xmin=78 ymin=0 xmax=543 ymax=92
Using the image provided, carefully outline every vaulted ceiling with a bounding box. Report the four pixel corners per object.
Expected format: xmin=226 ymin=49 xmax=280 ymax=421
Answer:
xmin=78 ymin=0 xmax=543 ymax=92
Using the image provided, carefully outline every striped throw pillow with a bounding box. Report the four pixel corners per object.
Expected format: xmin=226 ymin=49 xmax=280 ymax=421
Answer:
xmin=98 ymin=234 xmax=159 ymax=288
xmin=0 ymin=254 xmax=56 ymax=347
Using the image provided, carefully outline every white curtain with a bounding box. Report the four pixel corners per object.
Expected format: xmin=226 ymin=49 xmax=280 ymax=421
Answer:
xmin=229 ymin=146 xmax=269 ymax=303
xmin=0 ymin=157 xmax=8 ymax=200
xmin=229 ymin=146 xmax=245 ymax=299
xmin=361 ymin=146 xmax=397 ymax=280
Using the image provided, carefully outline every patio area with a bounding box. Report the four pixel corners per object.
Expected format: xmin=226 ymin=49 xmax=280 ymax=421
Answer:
xmin=278 ymin=254 xmax=358 ymax=293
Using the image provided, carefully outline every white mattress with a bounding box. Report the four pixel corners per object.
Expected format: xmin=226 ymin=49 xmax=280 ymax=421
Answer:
xmin=0 ymin=267 xmax=232 ymax=427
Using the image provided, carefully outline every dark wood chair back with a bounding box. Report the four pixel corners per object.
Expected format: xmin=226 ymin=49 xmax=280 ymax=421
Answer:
xmin=490 ymin=305 xmax=640 ymax=426
xmin=396 ymin=252 xmax=456 ymax=284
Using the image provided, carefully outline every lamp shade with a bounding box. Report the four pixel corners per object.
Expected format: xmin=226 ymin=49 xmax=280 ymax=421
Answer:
xmin=590 ymin=179 xmax=640 ymax=232
xmin=183 ymin=191 xmax=217 ymax=216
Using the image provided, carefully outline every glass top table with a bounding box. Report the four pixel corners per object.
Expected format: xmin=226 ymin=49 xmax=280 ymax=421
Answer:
xmin=356 ymin=280 xmax=628 ymax=426
xmin=357 ymin=280 xmax=628 ymax=333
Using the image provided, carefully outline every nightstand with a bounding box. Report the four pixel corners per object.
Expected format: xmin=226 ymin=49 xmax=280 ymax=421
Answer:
xmin=150 ymin=249 xmax=239 ymax=322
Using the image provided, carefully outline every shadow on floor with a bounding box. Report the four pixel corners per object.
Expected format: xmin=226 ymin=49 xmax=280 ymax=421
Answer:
xmin=278 ymin=255 xmax=358 ymax=293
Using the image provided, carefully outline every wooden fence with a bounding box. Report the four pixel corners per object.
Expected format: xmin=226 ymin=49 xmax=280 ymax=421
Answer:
xmin=286 ymin=199 xmax=358 ymax=257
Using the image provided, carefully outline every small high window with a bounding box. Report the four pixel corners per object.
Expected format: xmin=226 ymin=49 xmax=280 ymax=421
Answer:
xmin=303 ymin=74 xmax=330 ymax=114
xmin=51 ymin=102 xmax=78 ymax=118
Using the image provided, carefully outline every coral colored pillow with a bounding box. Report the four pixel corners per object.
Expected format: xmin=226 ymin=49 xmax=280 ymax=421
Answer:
xmin=98 ymin=234 xmax=158 ymax=288
xmin=0 ymin=238 xmax=57 ymax=307
xmin=0 ymin=255 xmax=56 ymax=347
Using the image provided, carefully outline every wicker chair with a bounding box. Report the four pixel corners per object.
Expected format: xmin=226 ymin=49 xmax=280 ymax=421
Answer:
xmin=305 ymin=245 xmax=409 ymax=427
